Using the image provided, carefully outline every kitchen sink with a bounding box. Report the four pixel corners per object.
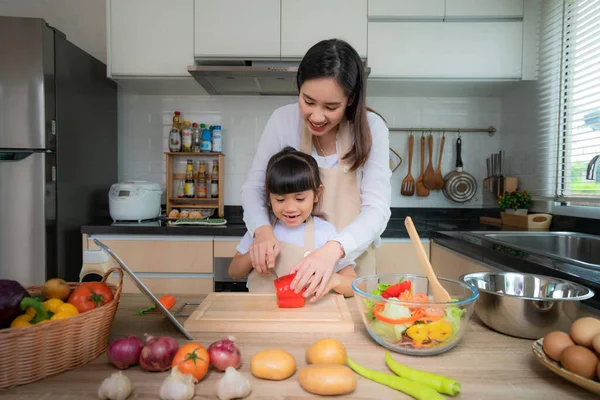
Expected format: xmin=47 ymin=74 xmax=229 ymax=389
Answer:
xmin=465 ymin=231 xmax=600 ymax=269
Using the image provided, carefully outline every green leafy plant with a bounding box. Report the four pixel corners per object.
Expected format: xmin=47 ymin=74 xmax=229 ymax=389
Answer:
xmin=497 ymin=189 xmax=531 ymax=210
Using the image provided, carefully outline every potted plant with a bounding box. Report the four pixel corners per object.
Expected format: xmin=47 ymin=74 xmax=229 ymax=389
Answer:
xmin=498 ymin=189 xmax=531 ymax=215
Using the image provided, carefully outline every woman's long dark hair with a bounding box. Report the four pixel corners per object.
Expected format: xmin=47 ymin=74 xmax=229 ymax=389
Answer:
xmin=297 ymin=38 xmax=373 ymax=171
xmin=265 ymin=146 xmax=322 ymax=204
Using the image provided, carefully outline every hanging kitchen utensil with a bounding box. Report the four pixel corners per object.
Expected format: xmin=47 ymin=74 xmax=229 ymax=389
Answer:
xmin=442 ymin=134 xmax=477 ymax=203
xmin=423 ymin=132 xmax=436 ymax=189
xmin=389 ymin=147 xmax=403 ymax=173
xmin=401 ymin=134 xmax=415 ymax=196
xmin=416 ymin=133 xmax=430 ymax=197
xmin=433 ymin=133 xmax=445 ymax=190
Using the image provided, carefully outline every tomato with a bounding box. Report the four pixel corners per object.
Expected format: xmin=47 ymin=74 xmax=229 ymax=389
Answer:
xmin=172 ymin=343 xmax=210 ymax=381
xmin=68 ymin=282 xmax=114 ymax=313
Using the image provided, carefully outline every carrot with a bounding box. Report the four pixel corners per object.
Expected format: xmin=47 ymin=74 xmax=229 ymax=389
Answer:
xmin=385 ymin=352 xmax=461 ymax=396
xmin=347 ymin=357 xmax=445 ymax=400
xmin=137 ymin=295 xmax=176 ymax=315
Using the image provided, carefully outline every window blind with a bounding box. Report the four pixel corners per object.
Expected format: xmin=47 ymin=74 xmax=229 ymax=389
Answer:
xmin=537 ymin=0 xmax=600 ymax=206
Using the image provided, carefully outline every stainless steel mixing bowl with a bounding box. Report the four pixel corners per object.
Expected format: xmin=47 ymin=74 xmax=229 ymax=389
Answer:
xmin=459 ymin=271 xmax=594 ymax=339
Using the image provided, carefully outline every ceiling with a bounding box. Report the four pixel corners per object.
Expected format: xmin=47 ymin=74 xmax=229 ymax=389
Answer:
xmin=0 ymin=0 xmax=107 ymax=64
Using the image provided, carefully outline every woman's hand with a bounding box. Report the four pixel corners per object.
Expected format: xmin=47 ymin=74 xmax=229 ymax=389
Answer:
xmin=289 ymin=241 xmax=345 ymax=300
xmin=248 ymin=225 xmax=280 ymax=274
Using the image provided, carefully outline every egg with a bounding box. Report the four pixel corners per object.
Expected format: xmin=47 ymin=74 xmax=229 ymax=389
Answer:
xmin=543 ymin=331 xmax=575 ymax=361
xmin=560 ymin=345 xmax=599 ymax=380
xmin=592 ymin=334 xmax=600 ymax=355
xmin=570 ymin=317 xmax=600 ymax=348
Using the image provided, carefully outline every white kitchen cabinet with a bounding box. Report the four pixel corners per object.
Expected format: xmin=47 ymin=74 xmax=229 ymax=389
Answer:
xmin=194 ymin=0 xmax=280 ymax=59
xmin=368 ymin=0 xmax=445 ymax=19
xmin=445 ymin=0 xmax=524 ymax=19
xmin=108 ymin=0 xmax=194 ymax=76
xmin=281 ymin=0 xmax=367 ymax=59
xmin=368 ymin=21 xmax=523 ymax=79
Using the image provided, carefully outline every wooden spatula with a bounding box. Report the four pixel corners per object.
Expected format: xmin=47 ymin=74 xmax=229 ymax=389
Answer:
xmin=423 ymin=134 xmax=436 ymax=189
xmin=433 ymin=134 xmax=446 ymax=190
xmin=404 ymin=217 xmax=451 ymax=303
xmin=400 ymin=134 xmax=415 ymax=196
xmin=415 ymin=135 xmax=430 ymax=197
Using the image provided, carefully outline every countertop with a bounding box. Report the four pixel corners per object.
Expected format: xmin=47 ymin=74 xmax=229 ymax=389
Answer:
xmin=1 ymin=294 xmax=597 ymax=399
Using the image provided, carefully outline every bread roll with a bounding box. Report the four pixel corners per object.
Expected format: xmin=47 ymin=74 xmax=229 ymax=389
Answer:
xmin=189 ymin=211 xmax=201 ymax=219
xmin=179 ymin=210 xmax=190 ymax=218
xmin=168 ymin=209 xmax=180 ymax=218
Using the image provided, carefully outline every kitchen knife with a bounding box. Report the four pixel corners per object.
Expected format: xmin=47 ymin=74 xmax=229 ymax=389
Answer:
xmin=270 ymin=268 xmax=279 ymax=280
xmin=486 ymin=157 xmax=491 ymax=178
xmin=498 ymin=150 xmax=505 ymax=195
xmin=491 ymin=154 xmax=497 ymax=194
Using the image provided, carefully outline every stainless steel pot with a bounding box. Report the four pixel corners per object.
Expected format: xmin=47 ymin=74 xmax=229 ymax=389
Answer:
xmin=460 ymin=271 xmax=595 ymax=339
xmin=442 ymin=137 xmax=477 ymax=203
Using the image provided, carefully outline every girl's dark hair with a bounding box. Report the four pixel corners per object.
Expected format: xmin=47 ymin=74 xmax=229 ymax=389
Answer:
xmin=297 ymin=38 xmax=375 ymax=172
xmin=265 ymin=146 xmax=322 ymax=201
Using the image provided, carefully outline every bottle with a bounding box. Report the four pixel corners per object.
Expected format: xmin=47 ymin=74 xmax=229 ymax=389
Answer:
xmin=192 ymin=123 xmax=201 ymax=152
xmin=184 ymin=160 xmax=195 ymax=198
xmin=211 ymin=163 xmax=219 ymax=198
xmin=168 ymin=111 xmax=182 ymax=152
xmin=196 ymin=162 xmax=207 ymax=198
xmin=212 ymin=125 xmax=222 ymax=152
xmin=201 ymin=128 xmax=212 ymax=152
xmin=181 ymin=120 xmax=192 ymax=152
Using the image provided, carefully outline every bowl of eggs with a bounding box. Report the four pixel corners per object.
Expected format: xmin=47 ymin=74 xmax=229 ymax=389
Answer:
xmin=534 ymin=317 xmax=600 ymax=395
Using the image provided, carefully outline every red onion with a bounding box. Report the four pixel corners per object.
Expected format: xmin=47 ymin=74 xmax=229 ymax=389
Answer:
xmin=107 ymin=335 xmax=144 ymax=369
xmin=207 ymin=336 xmax=242 ymax=371
xmin=139 ymin=333 xmax=179 ymax=372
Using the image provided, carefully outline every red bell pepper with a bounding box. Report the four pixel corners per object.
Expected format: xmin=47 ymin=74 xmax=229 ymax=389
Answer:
xmin=273 ymin=273 xmax=306 ymax=308
xmin=381 ymin=280 xmax=411 ymax=299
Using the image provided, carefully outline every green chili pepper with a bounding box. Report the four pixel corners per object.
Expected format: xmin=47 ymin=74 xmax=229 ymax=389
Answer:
xmin=385 ymin=352 xmax=461 ymax=396
xmin=347 ymin=357 xmax=444 ymax=400
xmin=20 ymin=297 xmax=53 ymax=324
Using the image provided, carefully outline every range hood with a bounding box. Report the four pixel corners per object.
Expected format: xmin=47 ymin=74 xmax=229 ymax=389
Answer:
xmin=188 ymin=60 xmax=371 ymax=96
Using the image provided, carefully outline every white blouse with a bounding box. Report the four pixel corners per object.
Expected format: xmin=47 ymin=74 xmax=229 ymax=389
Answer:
xmin=240 ymin=102 xmax=392 ymax=262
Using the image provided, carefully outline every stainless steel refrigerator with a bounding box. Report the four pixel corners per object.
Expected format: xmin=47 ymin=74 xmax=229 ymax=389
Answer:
xmin=0 ymin=16 xmax=118 ymax=286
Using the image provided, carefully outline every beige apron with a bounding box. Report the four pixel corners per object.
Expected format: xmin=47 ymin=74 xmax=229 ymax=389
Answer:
xmin=300 ymin=120 xmax=377 ymax=277
xmin=247 ymin=216 xmax=315 ymax=293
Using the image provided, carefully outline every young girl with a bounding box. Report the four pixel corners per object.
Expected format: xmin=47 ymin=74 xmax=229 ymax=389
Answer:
xmin=229 ymin=147 xmax=357 ymax=299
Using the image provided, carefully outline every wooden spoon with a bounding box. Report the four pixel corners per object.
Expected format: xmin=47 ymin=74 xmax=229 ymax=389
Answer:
xmin=400 ymin=134 xmax=415 ymax=196
xmin=415 ymin=135 xmax=430 ymax=197
xmin=433 ymin=134 xmax=446 ymax=190
xmin=423 ymin=133 xmax=436 ymax=189
xmin=404 ymin=217 xmax=451 ymax=303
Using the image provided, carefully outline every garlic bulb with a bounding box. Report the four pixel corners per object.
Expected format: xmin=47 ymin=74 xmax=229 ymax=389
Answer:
xmin=97 ymin=371 xmax=133 ymax=400
xmin=216 ymin=366 xmax=252 ymax=400
xmin=159 ymin=365 xmax=197 ymax=400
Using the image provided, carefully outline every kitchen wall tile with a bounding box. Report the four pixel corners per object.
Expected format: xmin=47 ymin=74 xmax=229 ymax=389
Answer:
xmin=118 ymin=92 xmax=503 ymax=208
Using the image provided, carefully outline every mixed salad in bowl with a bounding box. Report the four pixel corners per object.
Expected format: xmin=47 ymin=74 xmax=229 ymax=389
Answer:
xmin=354 ymin=274 xmax=479 ymax=356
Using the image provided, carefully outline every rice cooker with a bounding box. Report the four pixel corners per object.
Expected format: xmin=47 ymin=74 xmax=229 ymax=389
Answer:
xmin=109 ymin=181 xmax=163 ymax=222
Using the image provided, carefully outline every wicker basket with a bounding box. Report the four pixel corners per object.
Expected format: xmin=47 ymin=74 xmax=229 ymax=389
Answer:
xmin=0 ymin=267 xmax=123 ymax=389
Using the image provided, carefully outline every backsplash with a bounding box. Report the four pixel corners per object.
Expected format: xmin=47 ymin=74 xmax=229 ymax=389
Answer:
xmin=118 ymin=90 xmax=503 ymax=207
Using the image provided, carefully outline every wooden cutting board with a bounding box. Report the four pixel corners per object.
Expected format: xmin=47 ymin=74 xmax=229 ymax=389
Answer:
xmin=183 ymin=292 xmax=354 ymax=333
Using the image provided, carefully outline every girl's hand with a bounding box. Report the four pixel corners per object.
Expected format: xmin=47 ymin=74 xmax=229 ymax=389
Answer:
xmin=308 ymin=273 xmax=341 ymax=302
xmin=249 ymin=225 xmax=280 ymax=274
xmin=289 ymin=241 xmax=344 ymax=300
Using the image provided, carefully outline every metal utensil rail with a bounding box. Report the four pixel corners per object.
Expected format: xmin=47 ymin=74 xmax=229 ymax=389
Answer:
xmin=390 ymin=126 xmax=496 ymax=136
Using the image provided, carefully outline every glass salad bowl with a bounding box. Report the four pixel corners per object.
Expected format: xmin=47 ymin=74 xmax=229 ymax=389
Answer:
xmin=352 ymin=274 xmax=479 ymax=356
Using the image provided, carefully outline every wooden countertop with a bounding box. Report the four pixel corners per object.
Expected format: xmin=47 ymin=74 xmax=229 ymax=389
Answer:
xmin=1 ymin=293 xmax=597 ymax=399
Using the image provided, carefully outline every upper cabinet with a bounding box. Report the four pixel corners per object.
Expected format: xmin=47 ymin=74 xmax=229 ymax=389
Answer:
xmin=368 ymin=0 xmax=445 ymax=19
xmin=108 ymin=0 xmax=194 ymax=76
xmin=368 ymin=21 xmax=523 ymax=79
xmin=445 ymin=0 xmax=524 ymax=18
xmin=194 ymin=0 xmax=280 ymax=59
xmin=280 ymin=0 xmax=367 ymax=59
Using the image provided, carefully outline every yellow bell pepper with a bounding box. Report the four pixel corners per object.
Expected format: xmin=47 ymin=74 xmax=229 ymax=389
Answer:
xmin=406 ymin=323 xmax=429 ymax=345
xmin=42 ymin=298 xmax=65 ymax=313
xmin=46 ymin=300 xmax=79 ymax=320
xmin=10 ymin=314 xmax=33 ymax=328
xmin=427 ymin=320 xmax=453 ymax=342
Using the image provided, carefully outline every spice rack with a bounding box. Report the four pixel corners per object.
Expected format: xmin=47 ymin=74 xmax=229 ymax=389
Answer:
xmin=165 ymin=152 xmax=225 ymax=218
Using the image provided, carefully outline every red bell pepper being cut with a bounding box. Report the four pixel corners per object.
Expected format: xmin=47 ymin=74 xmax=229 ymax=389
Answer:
xmin=381 ymin=280 xmax=411 ymax=299
xmin=273 ymin=273 xmax=306 ymax=308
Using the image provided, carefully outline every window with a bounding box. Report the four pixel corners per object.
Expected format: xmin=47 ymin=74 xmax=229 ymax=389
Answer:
xmin=539 ymin=0 xmax=600 ymax=208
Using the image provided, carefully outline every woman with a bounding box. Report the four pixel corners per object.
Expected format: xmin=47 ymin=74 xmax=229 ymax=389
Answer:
xmin=241 ymin=38 xmax=391 ymax=301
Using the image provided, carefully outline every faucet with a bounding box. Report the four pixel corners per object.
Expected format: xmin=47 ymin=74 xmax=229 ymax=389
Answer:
xmin=587 ymin=155 xmax=599 ymax=181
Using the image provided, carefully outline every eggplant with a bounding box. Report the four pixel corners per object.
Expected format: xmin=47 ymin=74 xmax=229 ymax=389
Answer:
xmin=0 ymin=279 xmax=30 ymax=329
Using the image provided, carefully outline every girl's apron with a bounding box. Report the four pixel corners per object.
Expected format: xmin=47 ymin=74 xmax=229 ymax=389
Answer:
xmin=300 ymin=120 xmax=377 ymax=278
xmin=247 ymin=216 xmax=315 ymax=293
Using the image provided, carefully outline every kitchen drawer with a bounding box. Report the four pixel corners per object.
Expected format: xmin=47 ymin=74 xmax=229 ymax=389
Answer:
xmin=122 ymin=276 xmax=213 ymax=295
xmin=430 ymin=242 xmax=495 ymax=281
xmin=214 ymin=238 xmax=243 ymax=258
xmin=88 ymin=236 xmax=214 ymax=273
xmin=375 ymin=239 xmax=430 ymax=275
